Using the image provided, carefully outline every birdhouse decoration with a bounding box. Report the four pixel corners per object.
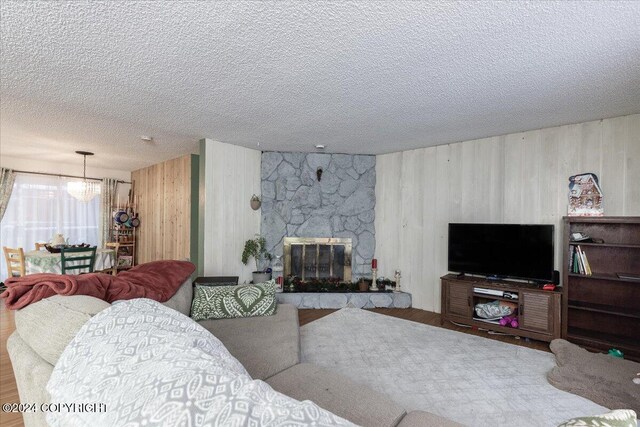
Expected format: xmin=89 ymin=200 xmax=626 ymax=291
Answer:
xmin=568 ymin=173 xmax=604 ymax=216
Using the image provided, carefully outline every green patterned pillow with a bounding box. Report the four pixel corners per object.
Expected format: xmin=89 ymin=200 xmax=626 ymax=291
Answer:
xmin=558 ymin=409 xmax=637 ymax=427
xmin=191 ymin=280 xmax=277 ymax=321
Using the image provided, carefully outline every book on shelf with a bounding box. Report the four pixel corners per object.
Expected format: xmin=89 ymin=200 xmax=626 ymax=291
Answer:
xmin=583 ymin=249 xmax=592 ymax=276
xmin=569 ymin=245 xmax=575 ymax=270
xmin=578 ymin=245 xmax=585 ymax=275
xmin=571 ymin=245 xmax=592 ymax=276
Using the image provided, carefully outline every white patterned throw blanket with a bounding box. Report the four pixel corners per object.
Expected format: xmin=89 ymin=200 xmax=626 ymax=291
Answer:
xmin=47 ymin=298 xmax=355 ymax=427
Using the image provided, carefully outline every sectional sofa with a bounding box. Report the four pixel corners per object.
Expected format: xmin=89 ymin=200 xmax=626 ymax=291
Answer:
xmin=7 ymin=279 xmax=460 ymax=427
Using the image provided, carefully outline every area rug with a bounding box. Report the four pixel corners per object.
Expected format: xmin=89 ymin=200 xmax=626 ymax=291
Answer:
xmin=549 ymin=339 xmax=640 ymax=414
xmin=300 ymin=308 xmax=607 ymax=427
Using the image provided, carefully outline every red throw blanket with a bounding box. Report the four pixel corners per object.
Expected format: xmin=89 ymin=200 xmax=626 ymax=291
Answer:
xmin=1 ymin=260 xmax=196 ymax=310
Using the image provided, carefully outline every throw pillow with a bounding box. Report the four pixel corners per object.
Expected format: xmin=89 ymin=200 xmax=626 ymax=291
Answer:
xmin=558 ymin=409 xmax=637 ymax=427
xmin=191 ymin=280 xmax=277 ymax=320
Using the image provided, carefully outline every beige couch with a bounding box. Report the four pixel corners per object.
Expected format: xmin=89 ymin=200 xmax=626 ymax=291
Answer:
xmin=7 ymin=280 xmax=460 ymax=427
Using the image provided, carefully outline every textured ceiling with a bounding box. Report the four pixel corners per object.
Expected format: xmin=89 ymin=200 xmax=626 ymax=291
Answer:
xmin=1 ymin=1 xmax=639 ymax=171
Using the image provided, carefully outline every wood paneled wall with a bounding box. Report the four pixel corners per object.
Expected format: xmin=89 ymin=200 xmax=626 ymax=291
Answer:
xmin=375 ymin=114 xmax=640 ymax=312
xmin=199 ymin=139 xmax=261 ymax=282
xmin=131 ymin=154 xmax=196 ymax=264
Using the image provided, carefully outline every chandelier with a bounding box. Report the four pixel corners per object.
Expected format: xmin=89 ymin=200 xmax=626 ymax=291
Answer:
xmin=67 ymin=151 xmax=101 ymax=202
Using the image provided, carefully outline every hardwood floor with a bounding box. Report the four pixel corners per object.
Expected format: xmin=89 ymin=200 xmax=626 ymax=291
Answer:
xmin=0 ymin=304 xmax=22 ymax=427
xmin=0 ymin=305 xmax=550 ymax=427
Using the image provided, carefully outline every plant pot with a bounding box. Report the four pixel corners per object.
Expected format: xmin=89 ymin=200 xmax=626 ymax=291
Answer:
xmin=252 ymin=272 xmax=272 ymax=284
xmin=358 ymin=279 xmax=371 ymax=292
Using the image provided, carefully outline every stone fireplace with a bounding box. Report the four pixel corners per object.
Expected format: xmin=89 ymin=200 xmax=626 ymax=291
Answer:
xmin=283 ymin=237 xmax=352 ymax=281
xmin=261 ymin=152 xmax=376 ymax=281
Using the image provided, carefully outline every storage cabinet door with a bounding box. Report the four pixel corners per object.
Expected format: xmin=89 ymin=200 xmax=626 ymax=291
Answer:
xmin=446 ymin=281 xmax=472 ymax=318
xmin=520 ymin=292 xmax=552 ymax=334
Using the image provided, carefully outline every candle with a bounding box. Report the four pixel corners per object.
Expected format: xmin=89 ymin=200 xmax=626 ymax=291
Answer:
xmin=372 ymin=258 xmax=377 ymax=269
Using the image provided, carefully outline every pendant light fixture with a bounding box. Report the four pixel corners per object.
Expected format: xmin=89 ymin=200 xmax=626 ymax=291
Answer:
xmin=67 ymin=151 xmax=101 ymax=202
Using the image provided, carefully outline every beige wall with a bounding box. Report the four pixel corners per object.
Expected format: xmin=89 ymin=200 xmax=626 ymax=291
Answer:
xmin=375 ymin=114 xmax=640 ymax=311
xmin=199 ymin=139 xmax=261 ymax=282
xmin=131 ymin=154 xmax=194 ymax=264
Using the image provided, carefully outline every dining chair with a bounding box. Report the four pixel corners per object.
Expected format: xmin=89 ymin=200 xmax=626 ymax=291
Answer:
xmin=60 ymin=246 xmax=97 ymax=275
xmin=3 ymin=247 xmax=26 ymax=278
xmin=104 ymin=242 xmax=120 ymax=276
xmin=35 ymin=242 xmax=47 ymax=251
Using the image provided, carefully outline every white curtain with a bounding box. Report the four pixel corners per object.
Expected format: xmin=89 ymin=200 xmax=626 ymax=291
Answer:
xmin=0 ymin=174 xmax=100 ymax=280
xmin=100 ymin=178 xmax=119 ymax=246
xmin=0 ymin=168 xmax=17 ymax=221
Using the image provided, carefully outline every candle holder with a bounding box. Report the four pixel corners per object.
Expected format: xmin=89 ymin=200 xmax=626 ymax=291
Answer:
xmin=394 ymin=269 xmax=402 ymax=293
xmin=370 ymin=268 xmax=378 ymax=291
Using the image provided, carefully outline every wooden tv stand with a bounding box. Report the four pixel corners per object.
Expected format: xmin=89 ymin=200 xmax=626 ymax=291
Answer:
xmin=441 ymin=274 xmax=561 ymax=343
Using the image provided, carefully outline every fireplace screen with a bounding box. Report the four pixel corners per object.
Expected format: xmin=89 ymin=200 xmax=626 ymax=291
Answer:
xmin=283 ymin=237 xmax=352 ymax=281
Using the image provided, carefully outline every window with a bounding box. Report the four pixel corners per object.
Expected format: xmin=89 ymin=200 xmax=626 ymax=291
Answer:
xmin=0 ymin=174 xmax=100 ymax=280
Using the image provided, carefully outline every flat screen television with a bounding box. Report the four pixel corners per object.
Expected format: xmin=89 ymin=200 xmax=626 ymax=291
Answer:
xmin=448 ymin=223 xmax=554 ymax=282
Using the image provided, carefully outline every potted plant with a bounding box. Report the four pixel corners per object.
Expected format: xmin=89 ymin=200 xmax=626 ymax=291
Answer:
xmin=242 ymin=235 xmax=273 ymax=283
xmin=358 ymin=278 xmax=371 ymax=292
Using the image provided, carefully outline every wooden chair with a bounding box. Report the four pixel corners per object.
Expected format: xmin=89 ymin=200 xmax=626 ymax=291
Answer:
xmin=104 ymin=242 xmax=120 ymax=276
xmin=60 ymin=246 xmax=97 ymax=275
xmin=3 ymin=247 xmax=26 ymax=278
xmin=35 ymin=242 xmax=47 ymax=251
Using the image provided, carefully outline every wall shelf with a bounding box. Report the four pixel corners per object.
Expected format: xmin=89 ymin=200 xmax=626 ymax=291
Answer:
xmin=109 ymin=206 xmax=138 ymax=270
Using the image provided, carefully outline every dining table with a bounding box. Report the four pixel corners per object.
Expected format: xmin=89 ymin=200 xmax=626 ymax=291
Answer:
xmin=25 ymin=248 xmax=116 ymax=275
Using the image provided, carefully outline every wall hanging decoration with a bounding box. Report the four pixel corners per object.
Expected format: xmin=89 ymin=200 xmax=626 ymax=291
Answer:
xmin=250 ymin=194 xmax=261 ymax=210
xmin=568 ymin=173 xmax=603 ymax=216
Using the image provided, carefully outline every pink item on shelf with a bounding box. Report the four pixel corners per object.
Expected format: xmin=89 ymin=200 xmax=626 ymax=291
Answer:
xmin=499 ymin=315 xmax=519 ymax=328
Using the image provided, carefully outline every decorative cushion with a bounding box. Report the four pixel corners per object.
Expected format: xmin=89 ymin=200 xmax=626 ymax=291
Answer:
xmin=557 ymin=409 xmax=637 ymax=427
xmin=191 ymin=280 xmax=277 ymax=320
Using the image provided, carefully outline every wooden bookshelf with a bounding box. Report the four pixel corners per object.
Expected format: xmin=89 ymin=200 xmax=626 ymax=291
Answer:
xmin=562 ymin=216 xmax=640 ymax=361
